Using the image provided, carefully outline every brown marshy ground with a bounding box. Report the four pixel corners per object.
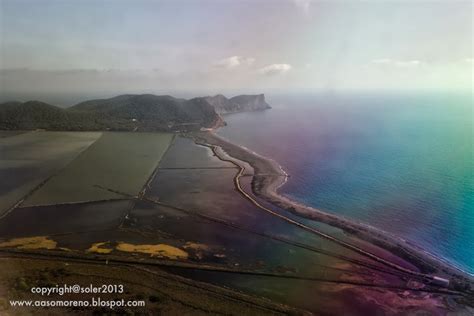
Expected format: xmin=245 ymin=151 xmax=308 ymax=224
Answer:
xmin=0 ymin=256 xmax=303 ymax=315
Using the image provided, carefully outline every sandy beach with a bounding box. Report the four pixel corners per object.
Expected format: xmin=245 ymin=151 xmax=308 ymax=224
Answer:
xmin=191 ymin=130 xmax=474 ymax=296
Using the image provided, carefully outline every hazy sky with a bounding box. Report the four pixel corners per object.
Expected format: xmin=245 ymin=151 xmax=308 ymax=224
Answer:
xmin=0 ymin=0 xmax=472 ymax=99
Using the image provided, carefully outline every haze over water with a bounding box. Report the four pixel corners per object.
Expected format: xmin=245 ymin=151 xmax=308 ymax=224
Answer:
xmin=218 ymin=92 xmax=474 ymax=274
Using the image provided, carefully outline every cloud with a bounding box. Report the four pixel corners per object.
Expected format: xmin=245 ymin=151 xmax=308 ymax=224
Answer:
xmin=371 ymin=58 xmax=422 ymax=68
xmin=258 ymin=64 xmax=292 ymax=76
xmin=292 ymin=0 xmax=312 ymax=14
xmin=213 ymin=56 xmax=255 ymax=69
xmin=371 ymin=58 xmax=393 ymax=65
xmin=395 ymin=60 xmax=422 ymax=68
xmin=463 ymin=58 xmax=473 ymax=64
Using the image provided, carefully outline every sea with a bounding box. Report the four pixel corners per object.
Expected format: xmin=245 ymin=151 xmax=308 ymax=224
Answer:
xmin=217 ymin=92 xmax=474 ymax=274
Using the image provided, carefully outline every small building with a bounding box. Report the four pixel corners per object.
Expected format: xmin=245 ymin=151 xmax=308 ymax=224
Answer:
xmin=432 ymin=276 xmax=450 ymax=287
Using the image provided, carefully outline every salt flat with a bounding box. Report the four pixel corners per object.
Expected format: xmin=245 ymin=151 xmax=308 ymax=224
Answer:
xmin=0 ymin=131 xmax=101 ymax=215
xmin=23 ymin=132 xmax=173 ymax=206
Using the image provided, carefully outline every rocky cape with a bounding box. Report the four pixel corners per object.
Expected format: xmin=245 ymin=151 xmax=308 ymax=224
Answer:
xmin=204 ymin=94 xmax=271 ymax=114
xmin=0 ymin=94 xmax=271 ymax=132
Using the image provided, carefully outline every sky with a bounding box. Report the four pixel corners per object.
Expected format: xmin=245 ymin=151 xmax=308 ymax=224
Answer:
xmin=0 ymin=0 xmax=472 ymax=103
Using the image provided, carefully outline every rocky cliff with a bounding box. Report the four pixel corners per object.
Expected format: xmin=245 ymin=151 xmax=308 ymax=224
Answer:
xmin=205 ymin=94 xmax=271 ymax=114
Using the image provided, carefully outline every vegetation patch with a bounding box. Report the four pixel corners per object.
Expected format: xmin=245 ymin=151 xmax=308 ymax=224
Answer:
xmin=87 ymin=242 xmax=113 ymax=254
xmin=183 ymin=242 xmax=212 ymax=260
xmin=0 ymin=236 xmax=57 ymax=250
xmin=183 ymin=242 xmax=210 ymax=251
xmin=116 ymin=242 xmax=188 ymax=259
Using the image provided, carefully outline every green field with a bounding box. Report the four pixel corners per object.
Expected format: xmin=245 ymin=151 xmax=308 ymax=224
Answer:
xmin=23 ymin=132 xmax=174 ymax=206
xmin=0 ymin=132 xmax=102 ymax=215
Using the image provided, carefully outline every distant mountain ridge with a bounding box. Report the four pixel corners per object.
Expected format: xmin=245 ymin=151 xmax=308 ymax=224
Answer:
xmin=0 ymin=93 xmax=270 ymax=132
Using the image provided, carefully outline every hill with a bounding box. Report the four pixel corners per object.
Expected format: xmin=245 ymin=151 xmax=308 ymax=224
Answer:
xmin=0 ymin=93 xmax=270 ymax=131
xmin=69 ymin=94 xmax=221 ymax=131
xmin=0 ymin=101 xmax=100 ymax=131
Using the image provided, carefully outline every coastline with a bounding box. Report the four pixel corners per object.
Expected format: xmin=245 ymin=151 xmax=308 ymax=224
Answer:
xmin=190 ymin=130 xmax=474 ymax=295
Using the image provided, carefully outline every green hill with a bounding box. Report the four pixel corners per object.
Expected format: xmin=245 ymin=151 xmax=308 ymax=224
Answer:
xmin=0 ymin=93 xmax=270 ymax=131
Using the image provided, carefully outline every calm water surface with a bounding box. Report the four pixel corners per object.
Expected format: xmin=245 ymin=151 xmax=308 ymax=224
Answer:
xmin=218 ymin=93 xmax=474 ymax=274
